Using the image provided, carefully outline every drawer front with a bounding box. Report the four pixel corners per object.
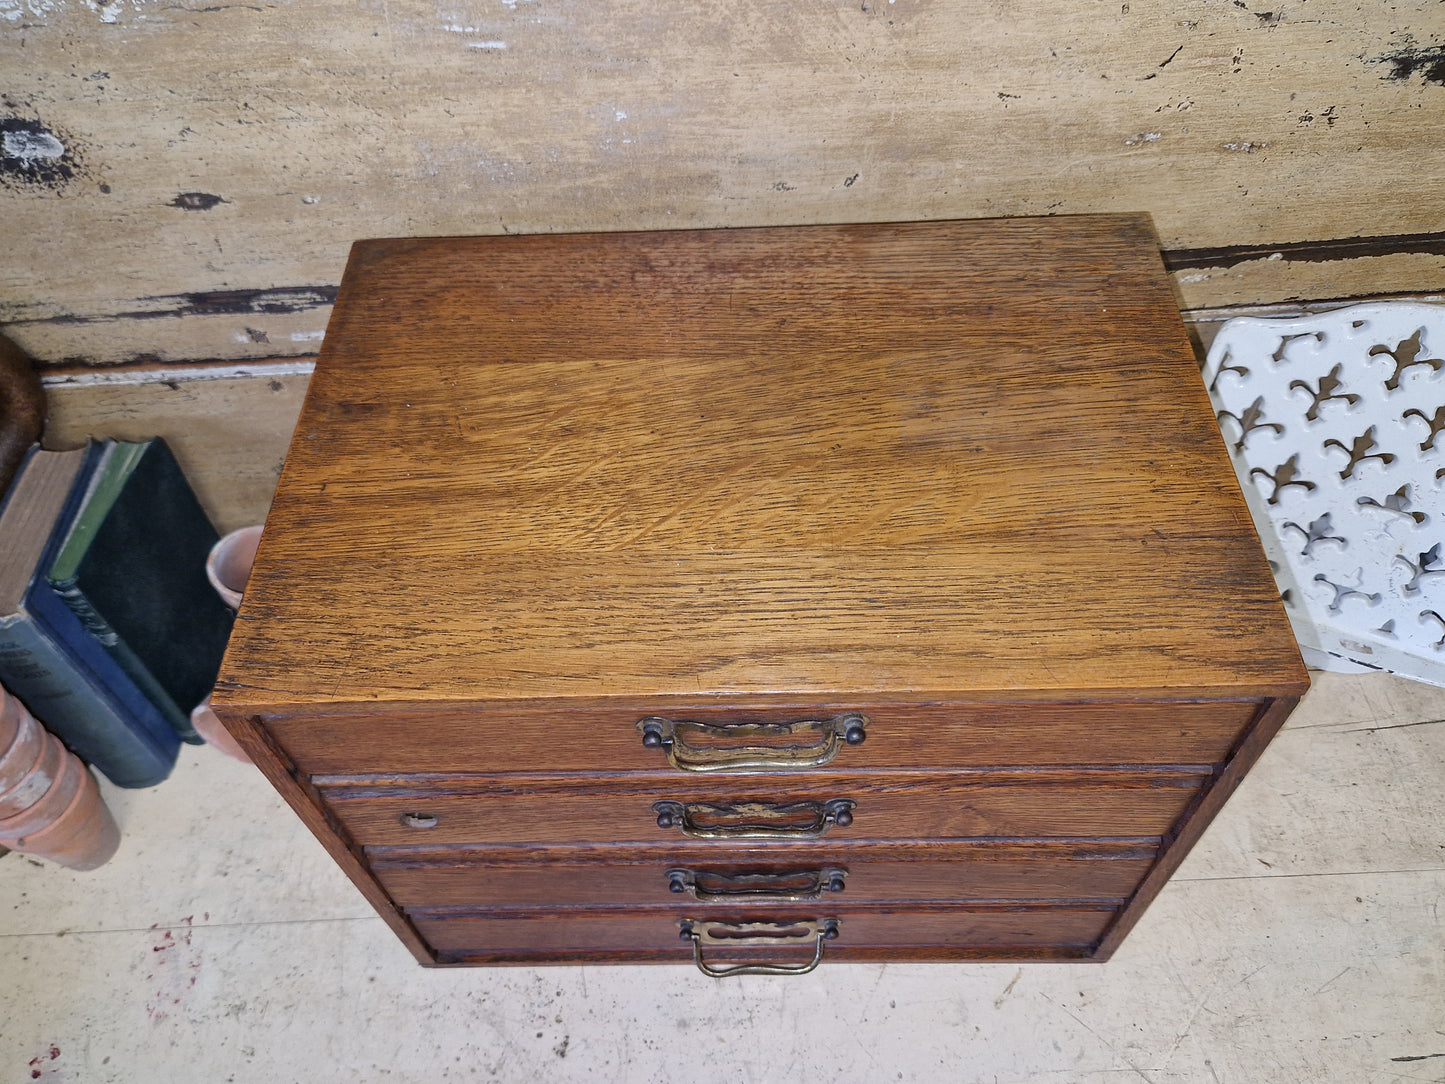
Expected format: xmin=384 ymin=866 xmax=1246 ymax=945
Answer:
xmin=325 ymin=772 xmax=1206 ymax=847
xmin=270 ymin=699 xmax=1264 ymax=775
xmin=408 ymin=903 xmax=1119 ymax=962
xmin=372 ymin=842 xmax=1157 ymax=909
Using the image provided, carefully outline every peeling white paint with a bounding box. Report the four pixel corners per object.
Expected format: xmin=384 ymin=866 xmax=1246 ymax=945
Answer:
xmin=615 ymin=110 xmax=627 ymax=121
xmin=41 ymin=360 xmax=317 ymax=388
xmin=467 ymin=40 xmax=506 ymax=48
xmin=0 ymin=0 xmax=62 ymax=22
xmin=289 ymin=330 xmax=325 ymax=342
xmin=2 ymin=129 xmax=65 ymax=165
xmin=85 ymin=0 xmax=149 ymax=23
xmin=442 ymin=24 xmax=482 ymax=32
xmin=1123 ymin=132 xmax=1162 ymax=146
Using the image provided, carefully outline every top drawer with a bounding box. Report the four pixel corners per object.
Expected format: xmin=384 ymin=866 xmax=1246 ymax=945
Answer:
xmin=266 ymin=699 xmax=1267 ymax=775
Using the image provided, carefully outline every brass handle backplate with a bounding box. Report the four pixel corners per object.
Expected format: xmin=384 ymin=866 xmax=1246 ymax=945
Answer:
xmin=637 ymin=712 xmax=868 ymax=772
xmin=652 ymin=798 xmax=855 ymax=839
xmin=667 ymin=866 xmax=848 ymax=903
xmin=680 ymin=918 xmax=839 ymax=977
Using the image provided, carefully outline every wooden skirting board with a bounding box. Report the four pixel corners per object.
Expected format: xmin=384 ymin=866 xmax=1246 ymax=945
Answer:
xmin=43 ymin=369 xmax=311 ymax=535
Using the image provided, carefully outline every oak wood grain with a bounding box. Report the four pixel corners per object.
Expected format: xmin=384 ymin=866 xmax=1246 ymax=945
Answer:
xmin=214 ymin=217 xmax=1306 ymax=712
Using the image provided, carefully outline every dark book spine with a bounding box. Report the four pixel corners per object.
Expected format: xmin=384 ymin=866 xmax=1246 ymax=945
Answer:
xmin=49 ymin=577 xmax=200 ymax=742
xmin=26 ymin=578 xmax=191 ymax=754
xmin=0 ymin=616 xmax=178 ymax=788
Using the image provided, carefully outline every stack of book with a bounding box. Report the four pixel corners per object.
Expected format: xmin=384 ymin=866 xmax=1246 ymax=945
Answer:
xmin=0 ymin=439 xmax=236 ymax=788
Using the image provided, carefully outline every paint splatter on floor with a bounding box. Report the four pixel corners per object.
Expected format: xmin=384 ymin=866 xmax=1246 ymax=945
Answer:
xmin=145 ymin=917 xmax=202 ymax=1024
xmin=26 ymin=1044 xmax=60 ymax=1079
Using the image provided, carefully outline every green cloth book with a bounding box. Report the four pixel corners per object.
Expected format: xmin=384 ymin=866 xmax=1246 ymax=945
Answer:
xmin=46 ymin=438 xmax=235 ymax=744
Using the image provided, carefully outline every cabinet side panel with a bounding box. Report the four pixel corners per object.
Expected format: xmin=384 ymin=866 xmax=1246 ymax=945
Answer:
xmin=215 ymin=711 xmax=440 ymax=965
xmin=1091 ymin=695 xmax=1302 ymax=959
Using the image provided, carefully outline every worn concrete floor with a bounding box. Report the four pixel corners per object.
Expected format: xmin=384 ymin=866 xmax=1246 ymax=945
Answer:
xmin=1 ymin=670 xmax=1441 ymax=1084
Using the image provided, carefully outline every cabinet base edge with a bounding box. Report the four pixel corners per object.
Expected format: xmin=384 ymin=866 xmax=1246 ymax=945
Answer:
xmin=424 ymin=944 xmax=1101 ymax=967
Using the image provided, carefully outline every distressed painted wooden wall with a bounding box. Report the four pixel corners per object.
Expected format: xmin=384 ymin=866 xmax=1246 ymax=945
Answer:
xmin=2 ymin=0 xmax=1443 ymax=368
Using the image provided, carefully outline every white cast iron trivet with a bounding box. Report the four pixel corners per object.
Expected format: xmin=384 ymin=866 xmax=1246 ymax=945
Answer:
xmin=1202 ymin=302 xmax=1445 ymax=686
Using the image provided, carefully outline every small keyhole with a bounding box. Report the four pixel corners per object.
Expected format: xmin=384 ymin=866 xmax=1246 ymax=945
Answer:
xmin=400 ymin=812 xmax=439 ymax=829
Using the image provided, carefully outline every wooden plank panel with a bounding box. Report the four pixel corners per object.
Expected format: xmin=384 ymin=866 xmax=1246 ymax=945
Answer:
xmin=40 ymin=369 xmax=310 ymax=533
xmin=2 ymin=0 xmax=1443 ymax=365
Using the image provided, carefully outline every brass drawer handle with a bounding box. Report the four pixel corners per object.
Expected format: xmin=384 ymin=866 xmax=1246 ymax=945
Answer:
xmin=680 ymin=918 xmax=839 ymax=977
xmin=636 ymin=713 xmax=868 ymax=772
xmin=652 ymin=798 xmax=855 ymax=839
xmin=667 ymin=866 xmax=847 ymax=903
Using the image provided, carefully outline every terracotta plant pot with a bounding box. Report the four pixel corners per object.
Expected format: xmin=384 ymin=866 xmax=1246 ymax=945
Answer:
xmin=0 ymin=688 xmax=122 ymax=870
xmin=0 ymin=747 xmax=121 ymax=871
xmin=0 ymin=728 xmax=65 ymax=819
xmin=197 ymin=524 xmax=263 ymax=764
xmin=206 ymin=524 xmax=263 ymax=610
xmin=190 ymin=697 xmax=252 ymax=763
xmin=0 ymin=695 xmax=47 ymax=799
xmin=1 ymin=757 xmax=120 ymax=871
xmin=0 ymin=746 xmax=83 ymax=840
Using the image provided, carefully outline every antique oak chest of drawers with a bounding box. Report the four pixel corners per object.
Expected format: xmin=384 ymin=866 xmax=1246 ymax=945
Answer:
xmin=212 ymin=216 xmax=1308 ymax=973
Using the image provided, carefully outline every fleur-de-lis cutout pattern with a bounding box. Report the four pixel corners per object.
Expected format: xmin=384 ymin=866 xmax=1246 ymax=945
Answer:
xmin=1281 ymin=512 xmax=1346 ymax=555
xmin=1203 ymin=303 xmax=1445 ymax=687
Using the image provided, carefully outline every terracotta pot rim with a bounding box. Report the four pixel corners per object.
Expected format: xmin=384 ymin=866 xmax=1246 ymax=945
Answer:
xmin=10 ymin=762 xmax=94 ymax=844
xmin=0 ymin=710 xmax=45 ymax=791
xmin=3 ymin=762 xmax=120 ymax=870
xmin=207 ymin=523 xmax=263 ymax=610
xmin=0 ymin=708 xmax=38 ymax=768
xmin=0 ymin=731 xmax=65 ymax=817
xmin=0 ymin=747 xmax=82 ymax=838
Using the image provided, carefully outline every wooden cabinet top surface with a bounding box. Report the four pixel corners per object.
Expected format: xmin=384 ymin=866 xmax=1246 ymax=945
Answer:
xmin=213 ymin=216 xmax=1307 ymax=714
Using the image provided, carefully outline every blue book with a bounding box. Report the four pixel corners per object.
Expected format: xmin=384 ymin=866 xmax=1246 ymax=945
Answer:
xmin=0 ymin=445 xmax=179 ymax=788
